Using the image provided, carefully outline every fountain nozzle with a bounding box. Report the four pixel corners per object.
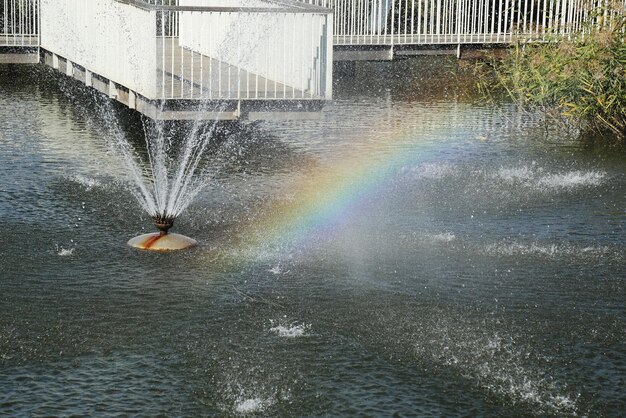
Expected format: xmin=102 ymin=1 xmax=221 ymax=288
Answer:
xmin=153 ymin=215 xmax=175 ymax=235
xmin=129 ymin=215 xmax=196 ymax=250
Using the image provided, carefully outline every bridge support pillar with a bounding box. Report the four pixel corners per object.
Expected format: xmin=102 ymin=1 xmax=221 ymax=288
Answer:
xmin=128 ymin=90 xmax=136 ymax=110
xmin=108 ymin=81 xmax=118 ymax=99
xmin=52 ymin=53 xmax=59 ymax=70
xmin=66 ymin=60 xmax=73 ymax=77
xmin=85 ymin=70 xmax=92 ymax=87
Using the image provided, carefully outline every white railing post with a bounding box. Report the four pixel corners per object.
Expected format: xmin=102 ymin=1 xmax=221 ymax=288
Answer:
xmin=391 ymin=0 xmax=395 ymax=46
xmin=325 ymin=13 xmax=333 ymax=97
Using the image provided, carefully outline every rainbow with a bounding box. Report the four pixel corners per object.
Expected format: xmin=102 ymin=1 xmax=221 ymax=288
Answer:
xmin=231 ymin=108 xmax=463 ymax=256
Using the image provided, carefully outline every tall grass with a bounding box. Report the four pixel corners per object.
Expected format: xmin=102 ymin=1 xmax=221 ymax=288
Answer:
xmin=479 ymin=3 xmax=626 ymax=140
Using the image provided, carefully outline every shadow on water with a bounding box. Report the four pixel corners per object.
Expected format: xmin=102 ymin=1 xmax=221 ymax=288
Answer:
xmin=77 ymin=78 xmax=303 ymax=177
xmin=333 ymin=56 xmax=484 ymax=103
xmin=1 ymin=63 xmax=305 ymax=174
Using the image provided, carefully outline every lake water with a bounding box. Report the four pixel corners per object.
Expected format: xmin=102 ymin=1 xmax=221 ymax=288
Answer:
xmin=0 ymin=60 xmax=624 ymax=416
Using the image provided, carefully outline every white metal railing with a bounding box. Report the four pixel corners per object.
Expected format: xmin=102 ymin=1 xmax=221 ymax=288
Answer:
xmin=303 ymin=0 xmax=625 ymax=45
xmin=3 ymin=0 xmax=623 ymax=56
xmin=39 ymin=0 xmax=332 ymax=101
xmin=0 ymin=0 xmax=39 ymax=46
xmin=159 ymin=0 xmax=333 ymax=100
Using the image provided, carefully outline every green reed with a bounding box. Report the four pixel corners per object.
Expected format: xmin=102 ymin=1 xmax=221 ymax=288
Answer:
xmin=478 ymin=4 xmax=625 ymax=140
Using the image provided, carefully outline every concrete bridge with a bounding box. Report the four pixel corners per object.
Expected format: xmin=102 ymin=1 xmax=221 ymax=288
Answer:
xmin=1 ymin=0 xmax=623 ymax=119
xmin=1 ymin=0 xmax=334 ymax=120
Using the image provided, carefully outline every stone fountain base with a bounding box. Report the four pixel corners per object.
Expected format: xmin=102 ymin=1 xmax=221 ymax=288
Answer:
xmin=128 ymin=232 xmax=197 ymax=251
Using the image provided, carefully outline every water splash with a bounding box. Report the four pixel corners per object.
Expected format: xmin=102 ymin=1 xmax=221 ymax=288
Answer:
xmin=484 ymin=241 xmax=617 ymax=259
xmin=495 ymin=166 xmax=606 ymax=191
xmin=267 ymin=263 xmax=291 ymax=275
xmin=401 ymin=162 xmax=453 ymax=179
xmin=90 ymin=10 xmax=271 ymax=228
xmin=536 ymin=170 xmax=605 ymax=190
xmin=88 ymin=90 xmax=251 ymax=234
xmin=427 ymin=232 xmax=456 ymax=243
xmin=102 ymin=109 xmax=222 ymax=222
xmin=217 ymin=372 xmax=291 ymax=416
xmin=70 ymin=175 xmax=101 ymax=191
xmin=56 ymin=246 xmax=75 ymax=257
xmin=405 ymin=314 xmax=581 ymax=415
xmin=269 ymin=320 xmax=310 ymax=338
xmin=234 ymin=397 xmax=272 ymax=414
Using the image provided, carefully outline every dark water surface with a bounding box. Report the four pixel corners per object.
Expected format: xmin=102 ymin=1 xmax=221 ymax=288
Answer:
xmin=0 ymin=61 xmax=624 ymax=416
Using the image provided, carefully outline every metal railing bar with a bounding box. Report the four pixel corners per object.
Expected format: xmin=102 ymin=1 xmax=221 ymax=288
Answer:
xmin=266 ymin=0 xmax=332 ymax=13
xmin=115 ymin=0 xmax=332 ymax=14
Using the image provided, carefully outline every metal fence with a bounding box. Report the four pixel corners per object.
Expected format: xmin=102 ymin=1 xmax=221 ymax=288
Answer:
xmin=303 ymin=0 xmax=625 ymax=45
xmin=38 ymin=0 xmax=332 ymax=101
xmin=0 ymin=0 xmax=39 ymax=46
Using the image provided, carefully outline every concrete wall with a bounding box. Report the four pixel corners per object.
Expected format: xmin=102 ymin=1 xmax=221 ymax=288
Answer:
xmin=40 ymin=0 xmax=157 ymax=98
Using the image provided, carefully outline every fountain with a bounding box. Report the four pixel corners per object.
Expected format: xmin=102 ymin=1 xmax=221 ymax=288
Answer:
xmin=97 ymin=104 xmax=225 ymax=252
xmin=119 ymin=117 xmax=225 ymax=252
xmin=92 ymin=7 xmax=284 ymax=251
xmin=127 ymin=215 xmax=197 ymax=251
